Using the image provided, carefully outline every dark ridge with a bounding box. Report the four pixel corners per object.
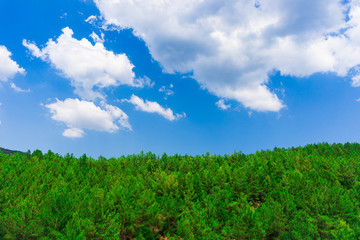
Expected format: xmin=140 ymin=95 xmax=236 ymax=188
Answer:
xmin=0 ymin=147 xmax=23 ymax=155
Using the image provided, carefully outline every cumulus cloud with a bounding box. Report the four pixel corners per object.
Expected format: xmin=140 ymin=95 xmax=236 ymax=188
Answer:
xmin=45 ymin=98 xmax=131 ymax=138
xmin=94 ymin=0 xmax=360 ymax=112
xmin=0 ymin=45 xmax=25 ymax=82
xmin=23 ymin=27 xmax=146 ymax=100
xmin=126 ymin=94 xmax=185 ymax=121
xmin=216 ymin=99 xmax=230 ymax=110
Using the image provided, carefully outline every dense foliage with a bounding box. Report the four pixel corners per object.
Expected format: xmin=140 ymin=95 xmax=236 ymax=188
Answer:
xmin=1 ymin=143 xmax=360 ymax=239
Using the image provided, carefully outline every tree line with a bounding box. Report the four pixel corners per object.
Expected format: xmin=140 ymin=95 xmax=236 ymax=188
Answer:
xmin=1 ymin=143 xmax=360 ymax=239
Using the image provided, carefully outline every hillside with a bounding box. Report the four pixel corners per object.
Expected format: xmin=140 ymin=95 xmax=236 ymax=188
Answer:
xmin=0 ymin=147 xmax=22 ymax=155
xmin=1 ymin=143 xmax=360 ymax=239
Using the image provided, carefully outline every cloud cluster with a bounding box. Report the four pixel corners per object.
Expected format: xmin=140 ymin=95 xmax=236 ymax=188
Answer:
xmin=94 ymin=0 xmax=360 ymax=112
xmin=23 ymin=27 xmax=144 ymax=100
xmin=24 ymin=27 xmax=183 ymax=138
xmin=45 ymin=98 xmax=131 ymax=138
xmin=23 ymin=28 xmax=137 ymax=137
xmin=126 ymin=94 xmax=185 ymax=121
xmin=0 ymin=46 xmax=25 ymax=82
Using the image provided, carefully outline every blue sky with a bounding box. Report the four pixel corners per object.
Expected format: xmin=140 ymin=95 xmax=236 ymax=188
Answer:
xmin=1 ymin=0 xmax=360 ymax=157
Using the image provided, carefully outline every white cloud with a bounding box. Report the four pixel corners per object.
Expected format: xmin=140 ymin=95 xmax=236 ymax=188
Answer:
xmin=216 ymin=99 xmax=230 ymax=110
xmin=85 ymin=15 xmax=98 ymax=24
xmin=63 ymin=128 xmax=84 ymax=138
xmin=136 ymin=76 xmax=154 ymax=88
xmin=90 ymin=32 xmax=104 ymax=44
xmin=126 ymin=94 xmax=185 ymax=121
xmin=10 ymin=82 xmax=30 ymax=93
xmin=23 ymin=27 xmax=146 ymax=100
xmin=352 ymin=75 xmax=360 ymax=87
xmin=94 ymin=0 xmax=360 ymax=112
xmin=60 ymin=13 xmax=68 ymax=19
xmin=0 ymin=45 xmax=25 ymax=82
xmin=159 ymin=85 xmax=174 ymax=96
xmin=23 ymin=40 xmax=43 ymax=59
xmin=45 ymin=98 xmax=131 ymax=138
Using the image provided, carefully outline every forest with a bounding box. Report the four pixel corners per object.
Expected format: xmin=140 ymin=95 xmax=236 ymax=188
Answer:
xmin=1 ymin=143 xmax=360 ymax=239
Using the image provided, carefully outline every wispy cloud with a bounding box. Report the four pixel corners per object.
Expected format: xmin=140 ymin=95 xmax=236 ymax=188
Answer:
xmin=85 ymin=15 xmax=97 ymax=24
xmin=159 ymin=84 xmax=174 ymax=98
xmin=89 ymin=32 xmax=104 ymax=44
xmin=10 ymin=82 xmax=30 ymax=93
xmin=125 ymin=94 xmax=185 ymax=121
xmin=216 ymin=99 xmax=230 ymax=110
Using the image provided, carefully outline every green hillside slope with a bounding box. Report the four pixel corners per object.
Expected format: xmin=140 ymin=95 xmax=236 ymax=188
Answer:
xmin=1 ymin=143 xmax=360 ymax=239
xmin=0 ymin=147 xmax=22 ymax=155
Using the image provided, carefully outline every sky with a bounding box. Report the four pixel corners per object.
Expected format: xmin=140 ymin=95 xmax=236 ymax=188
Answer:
xmin=1 ymin=0 xmax=360 ymax=158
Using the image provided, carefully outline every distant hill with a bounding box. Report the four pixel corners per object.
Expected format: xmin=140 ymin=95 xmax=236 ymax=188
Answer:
xmin=0 ymin=147 xmax=23 ymax=155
